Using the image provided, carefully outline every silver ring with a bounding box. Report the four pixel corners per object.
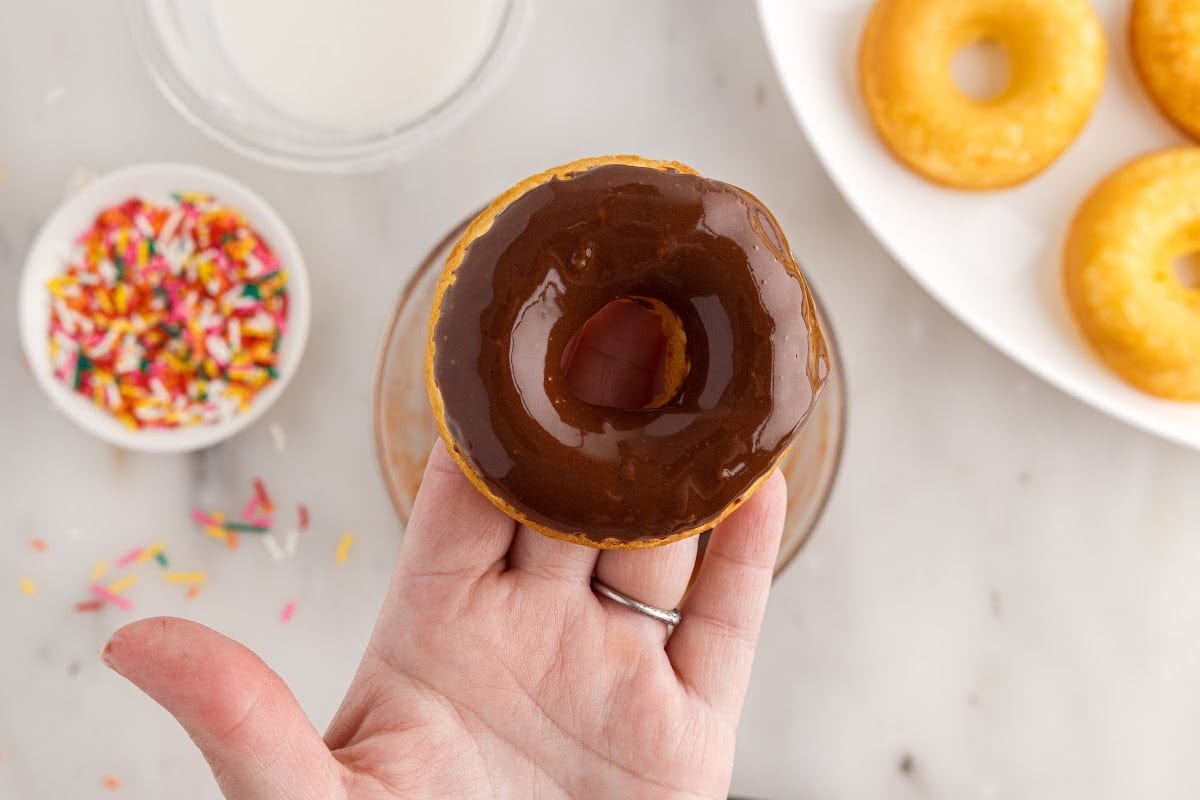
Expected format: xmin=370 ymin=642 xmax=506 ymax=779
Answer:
xmin=591 ymin=577 xmax=682 ymax=627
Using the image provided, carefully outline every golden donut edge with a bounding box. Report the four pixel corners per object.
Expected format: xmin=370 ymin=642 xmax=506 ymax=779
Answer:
xmin=1129 ymin=0 xmax=1200 ymax=143
xmin=425 ymin=154 xmax=789 ymax=549
xmin=858 ymin=0 xmax=1108 ymax=190
xmin=1062 ymin=147 xmax=1200 ymax=402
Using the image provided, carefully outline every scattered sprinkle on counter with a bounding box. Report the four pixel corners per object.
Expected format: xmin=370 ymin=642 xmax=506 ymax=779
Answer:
xmin=73 ymin=539 xmax=201 ymax=610
xmin=253 ymin=477 xmax=275 ymax=513
xmin=163 ymin=571 xmax=207 ymax=585
xmin=263 ymin=533 xmax=285 ymax=561
xmin=30 ymin=538 xmax=48 ymax=552
xmin=46 ymin=193 xmax=288 ymax=429
xmin=135 ymin=542 xmax=165 ymax=564
xmin=280 ymin=600 xmax=297 ymax=623
xmin=115 ymin=547 xmax=143 ymax=568
xmin=18 ymin=578 xmax=36 ymax=597
xmin=106 ymin=574 xmax=139 ymax=595
xmin=191 ymin=478 xmax=310 ymax=564
xmin=90 ymin=584 xmax=132 ymax=611
xmin=335 ymin=532 xmax=356 ymax=565
xmin=269 ymin=421 xmax=287 ymax=452
xmin=102 ymin=775 xmax=122 ymax=791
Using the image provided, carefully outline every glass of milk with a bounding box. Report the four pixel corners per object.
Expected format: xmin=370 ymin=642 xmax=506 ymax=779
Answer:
xmin=125 ymin=0 xmax=525 ymax=172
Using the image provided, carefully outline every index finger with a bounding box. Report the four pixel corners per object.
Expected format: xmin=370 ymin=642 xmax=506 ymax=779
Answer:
xmin=398 ymin=440 xmax=517 ymax=579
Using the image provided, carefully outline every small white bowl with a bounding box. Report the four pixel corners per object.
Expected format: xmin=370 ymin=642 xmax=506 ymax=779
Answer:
xmin=17 ymin=162 xmax=311 ymax=453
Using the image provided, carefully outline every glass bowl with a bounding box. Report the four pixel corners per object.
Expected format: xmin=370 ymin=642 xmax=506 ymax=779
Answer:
xmin=123 ymin=0 xmax=525 ymax=173
xmin=373 ymin=215 xmax=847 ymax=576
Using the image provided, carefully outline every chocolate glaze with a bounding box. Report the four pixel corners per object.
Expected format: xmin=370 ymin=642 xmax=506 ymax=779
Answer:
xmin=432 ymin=164 xmax=827 ymax=543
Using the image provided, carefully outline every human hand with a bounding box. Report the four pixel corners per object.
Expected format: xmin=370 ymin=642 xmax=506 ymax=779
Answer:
xmin=102 ymin=299 xmax=787 ymax=799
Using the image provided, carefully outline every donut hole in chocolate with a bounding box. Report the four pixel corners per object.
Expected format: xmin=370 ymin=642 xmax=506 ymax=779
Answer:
xmin=951 ymin=39 xmax=1010 ymax=102
xmin=1172 ymin=252 xmax=1200 ymax=290
xmin=560 ymin=297 xmax=688 ymax=410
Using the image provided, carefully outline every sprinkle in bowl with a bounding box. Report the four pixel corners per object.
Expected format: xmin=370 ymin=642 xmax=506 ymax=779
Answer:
xmin=18 ymin=162 xmax=310 ymax=453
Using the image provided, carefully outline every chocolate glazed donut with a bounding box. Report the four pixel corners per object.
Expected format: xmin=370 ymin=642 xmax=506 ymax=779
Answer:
xmin=427 ymin=156 xmax=828 ymax=548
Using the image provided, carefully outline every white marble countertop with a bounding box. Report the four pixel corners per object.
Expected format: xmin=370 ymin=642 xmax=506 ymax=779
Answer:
xmin=4 ymin=2 xmax=1200 ymax=799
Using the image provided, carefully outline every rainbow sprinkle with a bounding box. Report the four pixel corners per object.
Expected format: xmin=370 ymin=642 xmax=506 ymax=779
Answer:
xmin=106 ymin=574 xmax=139 ymax=595
xmin=135 ymin=542 xmax=164 ymax=564
xmin=18 ymin=578 xmax=36 ymax=597
xmin=190 ymin=477 xmax=317 ymax=567
xmin=263 ymin=533 xmax=285 ymax=561
xmin=90 ymin=584 xmax=132 ymax=611
xmin=115 ymin=547 xmax=143 ymax=568
xmin=280 ymin=600 xmax=297 ymax=623
xmin=46 ymin=193 xmax=288 ymax=429
xmin=163 ymin=571 xmax=207 ymax=585
xmin=269 ymin=422 xmax=287 ymax=453
xmin=242 ymin=495 xmax=260 ymax=520
xmin=335 ymin=532 xmax=356 ymax=565
xmin=253 ymin=478 xmax=274 ymax=513
xmin=196 ymin=497 xmax=276 ymax=540
xmin=68 ymin=536 xmax=212 ymax=609
xmin=225 ymin=521 xmax=270 ymax=534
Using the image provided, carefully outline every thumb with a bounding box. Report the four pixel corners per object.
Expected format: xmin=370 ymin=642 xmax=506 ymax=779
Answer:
xmin=103 ymin=617 xmax=344 ymax=800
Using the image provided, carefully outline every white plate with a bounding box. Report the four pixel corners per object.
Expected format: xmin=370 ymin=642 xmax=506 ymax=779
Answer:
xmin=757 ymin=0 xmax=1200 ymax=449
xmin=17 ymin=163 xmax=311 ymax=453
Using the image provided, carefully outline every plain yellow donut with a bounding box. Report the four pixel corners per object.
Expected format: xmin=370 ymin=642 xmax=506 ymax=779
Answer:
xmin=859 ymin=0 xmax=1107 ymax=189
xmin=1131 ymin=0 xmax=1200 ymax=142
xmin=1064 ymin=148 xmax=1200 ymax=401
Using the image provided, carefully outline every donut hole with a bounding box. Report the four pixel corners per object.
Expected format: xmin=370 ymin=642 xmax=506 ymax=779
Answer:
xmin=561 ymin=298 xmax=687 ymax=410
xmin=1172 ymin=252 xmax=1200 ymax=290
xmin=951 ymin=39 xmax=1011 ymax=101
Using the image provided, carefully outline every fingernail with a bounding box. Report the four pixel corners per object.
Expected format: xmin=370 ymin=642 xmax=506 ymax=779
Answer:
xmin=99 ymin=638 xmax=117 ymax=670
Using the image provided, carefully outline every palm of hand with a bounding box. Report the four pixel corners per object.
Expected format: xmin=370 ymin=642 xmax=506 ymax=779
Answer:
xmin=329 ymin=552 xmax=731 ymax=799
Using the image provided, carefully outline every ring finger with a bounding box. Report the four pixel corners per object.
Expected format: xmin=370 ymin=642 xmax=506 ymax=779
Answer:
xmin=593 ymin=536 xmax=698 ymax=642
